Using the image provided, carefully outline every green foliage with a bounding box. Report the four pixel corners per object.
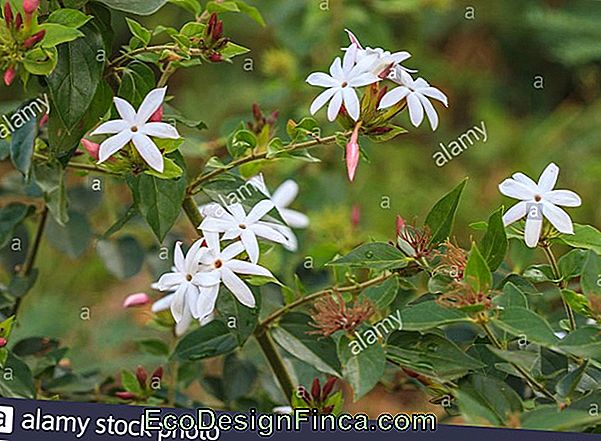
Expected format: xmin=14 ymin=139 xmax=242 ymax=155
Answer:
xmin=425 ymin=179 xmax=467 ymax=245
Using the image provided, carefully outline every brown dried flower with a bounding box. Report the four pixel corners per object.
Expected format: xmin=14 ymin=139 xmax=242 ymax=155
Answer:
xmin=309 ymin=293 xmax=374 ymax=337
xmin=435 ymin=241 xmax=468 ymax=281
xmin=438 ymin=280 xmax=493 ymax=310
xmin=396 ymin=216 xmax=433 ymax=259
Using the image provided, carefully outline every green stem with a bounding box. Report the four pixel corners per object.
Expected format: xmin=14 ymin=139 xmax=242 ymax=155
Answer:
xmin=541 ymin=242 xmax=576 ymax=331
xmin=182 ymin=196 xmax=203 ymax=232
xmin=33 ymin=154 xmax=119 ymax=176
xmin=254 ymin=329 xmax=295 ymax=403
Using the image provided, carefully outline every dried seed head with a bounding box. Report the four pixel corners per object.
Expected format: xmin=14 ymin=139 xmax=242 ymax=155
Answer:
xmin=309 ymin=293 xmax=374 ymax=337
xmin=435 ymin=241 xmax=468 ymax=281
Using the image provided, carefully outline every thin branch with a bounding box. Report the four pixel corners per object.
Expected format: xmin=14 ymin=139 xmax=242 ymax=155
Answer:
xmin=541 ymin=242 xmax=576 ymax=331
xmin=34 ymin=154 xmax=120 ymax=176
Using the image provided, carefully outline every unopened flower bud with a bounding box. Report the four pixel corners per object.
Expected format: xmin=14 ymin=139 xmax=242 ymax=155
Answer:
xmin=151 ymin=366 xmax=164 ymax=381
xmin=4 ymin=1 xmax=13 ymax=27
xmin=136 ymin=366 xmax=148 ymax=388
xmin=322 ymin=377 xmax=337 ymax=398
xmin=0 ymin=338 xmax=7 ymax=348
xmin=81 ymin=139 xmax=100 ymax=161
xmin=3 ymin=66 xmax=16 ymax=86
xmin=23 ymin=0 xmax=39 ymax=15
xmin=252 ymin=103 xmax=262 ymax=121
xmin=297 ymin=386 xmax=311 ymax=405
xmin=23 ymin=29 xmax=45 ymax=49
xmin=212 ymin=19 xmax=223 ymax=41
xmin=311 ymin=378 xmax=321 ymax=402
xmin=14 ymin=12 xmax=22 ymax=29
xmin=322 ymin=405 xmax=334 ymax=414
xmin=396 ymin=215 xmax=405 ymax=236
xmin=115 ymin=391 xmax=136 ymax=400
xmin=209 ymin=52 xmax=222 ymax=62
xmin=149 ymin=105 xmax=163 ymax=122
xmin=39 ymin=113 xmax=48 ymax=128
xmin=346 ymin=122 xmax=361 ymax=182
xmin=123 ymin=292 xmax=151 ymax=308
xmin=351 ymin=205 xmax=360 ymax=229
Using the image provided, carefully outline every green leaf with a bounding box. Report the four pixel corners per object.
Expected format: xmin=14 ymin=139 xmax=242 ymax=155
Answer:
xmin=45 ymin=211 xmax=92 ymax=259
xmin=33 ymin=160 xmax=69 ymax=226
xmin=425 ymin=179 xmax=467 ymax=245
xmin=215 ymin=287 xmax=259 ymax=345
xmin=464 ymin=243 xmax=492 ymax=293
xmin=400 ymin=301 xmax=470 ymax=331
xmin=126 ymin=153 xmax=187 ymax=242
xmin=98 ymin=0 xmax=168 ymax=15
xmin=456 ymin=374 xmax=523 ymax=426
xmin=96 ymin=236 xmax=145 ymax=279
xmin=0 ymin=204 xmax=33 ymax=249
xmin=22 ymin=47 xmax=58 ymax=75
xmin=207 ymin=1 xmax=239 ymax=12
xmin=169 ymin=0 xmax=202 ymax=15
xmin=10 ymin=117 xmax=36 ymax=177
xmin=220 ymin=42 xmax=250 ymax=60
xmin=8 ymin=270 xmax=39 ymax=298
xmin=126 ymin=18 xmax=152 ymax=45
xmin=47 ymin=9 xmax=92 ymax=28
xmin=480 ymin=208 xmax=507 ymax=271
xmin=222 ymin=354 xmax=258 ymax=402
xmin=121 ymin=369 xmax=143 ymax=394
xmin=558 ymin=249 xmax=588 ymax=281
xmin=387 ymin=331 xmax=485 ymax=381
xmin=46 ymin=21 xmax=105 ymax=130
xmin=136 ymin=339 xmax=170 ymax=356
xmin=367 ymin=124 xmax=408 ymax=143
xmin=556 ymin=223 xmax=601 ymax=255
xmin=562 ymin=289 xmax=593 ymax=318
xmin=338 ymin=335 xmax=386 ymax=401
xmin=234 ymin=1 xmax=266 ymax=26
xmin=360 ymin=276 xmax=399 ymax=309
xmin=0 ymin=352 xmax=35 ymax=398
xmin=558 ymin=326 xmax=601 ymax=360
xmin=172 ymin=321 xmax=238 ymax=361
xmin=39 ymin=23 xmax=84 ymax=48
xmin=227 ymin=129 xmax=257 ymax=159
xmin=521 ymin=405 xmax=601 ymax=431
xmin=494 ymin=282 xmax=529 ymax=309
xmin=118 ymin=62 xmax=155 ymax=107
xmin=555 ymin=361 xmax=588 ymax=399
xmin=327 ymin=243 xmax=408 ymax=271
xmin=271 ymin=312 xmax=341 ymax=376
xmin=492 ymin=307 xmax=559 ymax=346
xmin=581 ymin=250 xmax=601 ymax=296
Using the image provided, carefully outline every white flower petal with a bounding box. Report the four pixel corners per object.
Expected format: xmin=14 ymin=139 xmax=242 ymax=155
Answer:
xmin=306 ymin=72 xmax=338 ymax=88
xmin=270 ymin=224 xmax=298 ymax=251
xmin=240 ymin=229 xmax=259 ymax=264
xmin=221 ymin=241 xmax=245 ymax=261
xmin=498 ymin=179 xmax=536 ymax=200
xmin=91 ymin=119 xmax=128 ymax=135
xmin=174 ymin=241 xmax=185 ymax=271
xmin=251 ymin=223 xmax=287 ymax=244
xmin=114 ymin=97 xmax=137 ymax=122
xmin=524 ymin=216 xmax=543 ymax=248
xmin=195 ymin=284 xmax=220 ymax=320
xmin=544 ymin=190 xmax=582 ymax=207
xmin=419 ymin=87 xmax=448 ymax=106
xmin=221 ymin=267 xmax=256 ymax=308
xmin=406 ymin=93 xmax=424 ymax=127
xmin=378 ymin=87 xmax=410 ymax=109
xmin=226 ymin=259 xmax=273 ymax=278
xmin=151 ymin=294 xmax=174 ymax=313
xmin=502 ymin=201 xmax=528 ymax=226
xmin=192 ymin=271 xmax=221 ymax=287
xmin=280 ymin=208 xmax=309 ymax=228
xmin=538 ymin=163 xmax=559 ymax=193
xmin=310 ymin=88 xmax=338 ymax=116
xmin=327 ymin=90 xmax=343 ymax=122
xmin=200 ymin=217 xmax=234 ymax=232
xmin=175 ymin=307 xmax=193 ymax=336
xmin=329 ymin=57 xmax=343 ymax=79
xmin=347 ymin=72 xmax=379 ymax=88
xmin=543 ymin=202 xmax=574 ymax=234
xmin=137 ymin=87 xmax=167 ymax=124
xmin=342 ymin=87 xmax=360 ymax=121
xmin=512 ymin=172 xmax=538 ymax=189
xmin=156 ymin=272 xmax=185 ymax=291
xmin=98 ymin=131 xmax=132 ymax=163
xmin=203 ymin=232 xmax=221 ymax=256
xmin=417 ymin=93 xmax=439 ymax=131
xmin=228 ymin=203 xmax=247 ymax=222
xmin=132 ymin=134 xmax=164 ymax=173
xmin=272 ymin=180 xmax=299 ymax=208
xmin=343 ymin=43 xmax=358 ymax=72
xmin=142 ymin=122 xmax=180 ymax=139
xmin=391 ymin=51 xmax=411 ymax=64
xmin=170 ymin=283 xmax=187 ymax=322
xmin=247 ymin=200 xmax=275 ymax=223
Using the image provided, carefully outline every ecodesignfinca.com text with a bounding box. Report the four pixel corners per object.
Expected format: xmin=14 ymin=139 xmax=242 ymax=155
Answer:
xmin=144 ymin=408 xmax=437 ymax=438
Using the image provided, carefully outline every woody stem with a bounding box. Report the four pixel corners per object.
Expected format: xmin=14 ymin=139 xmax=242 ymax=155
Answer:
xmin=541 ymin=242 xmax=576 ymax=331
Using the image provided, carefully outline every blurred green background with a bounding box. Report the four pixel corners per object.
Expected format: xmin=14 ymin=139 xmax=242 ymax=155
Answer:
xmin=2 ymin=0 xmax=600 ymax=390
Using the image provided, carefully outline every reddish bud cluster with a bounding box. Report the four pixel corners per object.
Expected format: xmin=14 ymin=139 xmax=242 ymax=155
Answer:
xmin=117 ymin=366 xmax=164 ymax=401
xmin=23 ymin=0 xmax=40 ymax=15
xmin=247 ymin=103 xmax=278 ymax=136
xmin=297 ymin=377 xmax=338 ymax=414
xmin=396 ymin=215 xmax=433 ymax=259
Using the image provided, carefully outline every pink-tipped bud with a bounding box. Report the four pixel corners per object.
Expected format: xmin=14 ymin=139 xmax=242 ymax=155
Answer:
xmin=209 ymin=52 xmax=222 ymax=62
xmin=136 ymin=366 xmax=148 ymax=388
xmin=207 ymin=12 xmax=217 ymax=35
xmin=149 ymin=105 xmax=163 ymax=122
xmin=23 ymin=29 xmax=45 ymax=49
xmin=0 ymin=338 xmax=7 ymax=348
xmin=396 ymin=215 xmax=406 ymax=236
xmin=346 ymin=123 xmax=361 ymax=182
xmin=252 ymin=103 xmax=262 ymax=121
xmin=345 ymin=29 xmax=363 ymax=50
xmin=212 ymin=19 xmax=223 ymax=41
xmin=39 ymin=113 xmax=48 ymax=128
xmin=4 ymin=2 xmax=13 ymax=26
xmin=23 ymin=0 xmax=39 ymax=15
xmin=351 ymin=205 xmax=360 ymax=229
xmin=14 ymin=12 xmax=22 ymax=29
xmin=123 ymin=292 xmax=151 ymax=308
xmin=115 ymin=391 xmax=136 ymax=400
xmin=81 ymin=139 xmax=100 ymax=161
xmin=151 ymin=366 xmax=164 ymax=381
xmin=3 ymin=66 xmax=16 ymax=86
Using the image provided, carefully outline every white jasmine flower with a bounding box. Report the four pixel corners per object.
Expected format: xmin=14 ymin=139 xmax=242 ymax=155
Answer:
xmin=195 ymin=240 xmax=274 ymax=320
xmin=378 ymin=68 xmax=448 ymax=130
xmin=152 ymin=240 xmax=219 ymax=335
xmin=499 ymin=163 xmax=582 ymax=248
xmin=345 ymin=29 xmax=412 ymax=76
xmin=306 ymin=44 xmax=380 ymax=122
xmin=199 ymin=201 xmax=288 ymax=264
xmin=91 ymin=87 xmax=180 ymax=173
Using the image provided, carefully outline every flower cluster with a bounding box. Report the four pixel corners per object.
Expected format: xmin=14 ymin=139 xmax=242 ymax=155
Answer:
xmin=309 ymin=292 xmax=374 ymax=337
xmin=1 ymin=0 xmax=45 ymax=85
xmin=152 ymin=176 xmax=308 ymax=335
xmin=306 ymin=30 xmax=448 ymax=181
xmin=294 ymin=377 xmax=340 ymax=414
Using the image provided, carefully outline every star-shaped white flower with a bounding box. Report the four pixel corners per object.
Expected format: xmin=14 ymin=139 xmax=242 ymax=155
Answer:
xmin=195 ymin=240 xmax=274 ymax=320
xmin=306 ymin=43 xmax=380 ymax=122
xmin=499 ymin=163 xmax=582 ymax=248
xmin=152 ymin=240 xmax=219 ymax=335
xmin=199 ymin=200 xmax=287 ymax=263
xmin=378 ymin=68 xmax=448 ymax=130
xmin=91 ymin=87 xmax=180 ymax=173
xmin=345 ymin=29 xmax=412 ymax=77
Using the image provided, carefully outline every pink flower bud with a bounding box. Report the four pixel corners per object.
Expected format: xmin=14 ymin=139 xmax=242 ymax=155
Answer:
xmin=136 ymin=366 xmax=148 ymax=388
xmin=351 ymin=205 xmax=360 ymax=229
xmin=149 ymin=105 xmax=163 ymax=122
xmin=23 ymin=0 xmax=39 ymax=15
xmin=3 ymin=66 xmax=16 ymax=86
xmin=123 ymin=292 xmax=151 ymax=308
xmin=311 ymin=378 xmax=321 ymax=402
xmin=115 ymin=391 xmax=136 ymax=400
xmin=23 ymin=29 xmax=45 ymax=49
xmin=39 ymin=113 xmax=48 ymax=128
xmin=4 ymin=2 xmax=13 ymax=27
xmin=209 ymin=52 xmax=222 ymax=62
xmin=151 ymin=366 xmax=164 ymax=380
xmin=81 ymin=139 xmax=100 ymax=161
xmin=396 ymin=215 xmax=406 ymax=236
xmin=345 ymin=123 xmax=361 ymax=182
xmin=0 ymin=338 xmax=7 ymax=348
xmin=14 ymin=12 xmax=22 ymax=29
